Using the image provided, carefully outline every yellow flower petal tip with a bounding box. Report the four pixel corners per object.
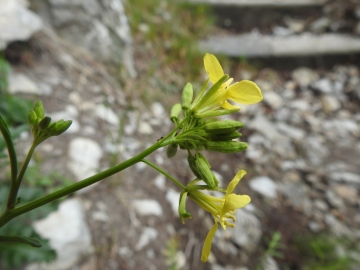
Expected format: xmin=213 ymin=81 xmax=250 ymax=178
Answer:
xmin=204 ymin=53 xmax=224 ymax=84
xmin=226 ymin=80 xmax=263 ymax=105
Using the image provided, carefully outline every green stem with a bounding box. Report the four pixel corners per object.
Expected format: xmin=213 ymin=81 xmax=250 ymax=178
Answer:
xmin=0 ymin=116 xmax=19 ymax=210
xmin=141 ymin=159 xmax=186 ymax=190
xmin=0 ymin=137 xmax=174 ymax=228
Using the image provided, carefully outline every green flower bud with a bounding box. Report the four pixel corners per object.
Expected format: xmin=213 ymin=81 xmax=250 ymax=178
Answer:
xmin=187 ymin=153 xmax=202 ymax=179
xmin=181 ymin=83 xmax=193 ymax=110
xmin=39 ymin=116 xmax=51 ymax=130
xmin=49 ymin=120 xmax=72 ymax=136
xmin=170 ymin=103 xmax=182 ymax=123
xmin=205 ymin=141 xmax=248 ymax=153
xmin=206 ymin=131 xmax=242 ymax=141
xmin=195 ymin=153 xmax=217 ymax=188
xmin=204 ymin=120 xmax=245 ymax=134
xmin=33 ymin=101 xmax=45 ymax=118
xmin=166 ymin=143 xmax=178 ymax=158
xmin=28 ymin=110 xmax=37 ymax=125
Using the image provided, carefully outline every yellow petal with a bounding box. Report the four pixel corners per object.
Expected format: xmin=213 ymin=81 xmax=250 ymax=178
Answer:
xmin=201 ymin=222 xmax=218 ymax=262
xmin=204 ymin=53 xmax=224 ymax=84
xmin=222 ymin=194 xmax=251 ymax=214
xmin=226 ymin=80 xmax=263 ymax=104
xmin=227 ymin=170 xmax=246 ymax=194
xmin=221 ymin=100 xmax=240 ymax=111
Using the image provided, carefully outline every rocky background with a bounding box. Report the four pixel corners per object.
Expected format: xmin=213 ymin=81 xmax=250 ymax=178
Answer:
xmin=0 ymin=0 xmax=359 ymax=269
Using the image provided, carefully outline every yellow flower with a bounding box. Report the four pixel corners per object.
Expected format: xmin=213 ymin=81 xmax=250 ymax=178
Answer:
xmin=191 ymin=53 xmax=263 ymax=118
xmin=187 ymin=170 xmax=251 ymax=262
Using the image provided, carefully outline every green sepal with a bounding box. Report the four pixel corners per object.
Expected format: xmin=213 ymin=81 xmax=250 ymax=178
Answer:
xmin=178 ymin=191 xmax=192 ymax=224
xmin=194 ymin=153 xmax=217 ymax=188
xmin=170 ymin=103 xmax=182 ymax=123
xmin=206 ymin=131 xmax=242 ymax=141
xmin=28 ymin=110 xmax=37 ymax=125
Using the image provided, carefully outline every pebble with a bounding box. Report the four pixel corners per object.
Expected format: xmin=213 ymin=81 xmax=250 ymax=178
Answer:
xmin=133 ymin=199 xmax=163 ymax=217
xmin=249 ymin=176 xmax=278 ymax=199
xmin=135 ymin=227 xmax=158 ymax=250
xmin=165 ymin=189 xmax=180 ymax=215
xmin=291 ymin=67 xmax=319 ymax=87
xmin=67 ymin=138 xmax=103 ymax=181
xmin=263 ymin=91 xmax=283 ymax=109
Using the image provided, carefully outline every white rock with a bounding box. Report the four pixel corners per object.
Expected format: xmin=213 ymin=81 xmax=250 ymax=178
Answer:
xmin=292 ymin=68 xmax=319 ymax=87
xmin=231 ymin=208 xmax=262 ymax=253
xmin=248 ymin=115 xmax=285 ymax=141
xmin=321 ymin=95 xmax=341 ymax=112
xmin=93 ymin=104 xmax=119 ymax=127
xmin=154 ymin=174 xmax=166 ymax=190
xmin=249 ymin=176 xmax=278 ymax=199
xmin=133 ymin=199 xmax=163 ymax=216
xmin=8 ymin=72 xmax=39 ymax=94
xmin=151 ymin=102 xmax=165 ymax=118
xmin=263 ymin=91 xmax=283 ymax=109
xmin=275 ymin=122 xmax=306 ymax=141
xmin=311 ymin=78 xmax=333 ymax=93
xmin=165 ymin=189 xmax=180 ymax=215
xmin=138 ymin=121 xmax=153 ymax=134
xmin=68 ymin=138 xmax=103 ymax=181
xmin=0 ymin=0 xmax=43 ymax=49
xmin=302 ymin=135 xmax=329 ymax=166
xmin=135 ymin=227 xmax=158 ymax=250
xmin=32 ymin=198 xmax=92 ymax=270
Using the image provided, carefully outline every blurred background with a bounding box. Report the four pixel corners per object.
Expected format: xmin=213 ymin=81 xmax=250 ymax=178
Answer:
xmin=0 ymin=0 xmax=359 ymax=269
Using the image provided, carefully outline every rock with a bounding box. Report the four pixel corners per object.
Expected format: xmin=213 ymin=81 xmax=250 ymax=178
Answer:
xmin=326 ymin=190 xmax=344 ymax=209
xmin=292 ymin=68 xmax=319 ymax=87
xmin=133 ymin=199 xmax=163 ymax=217
xmin=276 ymin=122 xmax=306 ymax=141
xmin=249 ymin=176 xmax=278 ymax=199
xmin=8 ymin=72 xmax=39 ymax=95
xmin=332 ymin=184 xmax=358 ymax=204
xmin=138 ymin=121 xmax=153 ymax=134
xmin=32 ymin=198 xmax=92 ymax=270
xmin=302 ymin=135 xmax=329 ymax=166
xmin=329 ymin=171 xmax=360 ymax=185
xmin=263 ymin=91 xmax=283 ymax=110
xmin=325 ymin=214 xmax=352 ymax=237
xmin=310 ymin=17 xmax=330 ymax=33
xmin=154 ymin=174 xmax=166 ymax=190
xmin=93 ymin=104 xmax=119 ymax=127
xmin=278 ymin=182 xmax=310 ymax=210
xmin=165 ymin=189 xmax=180 ymax=215
xmin=231 ymin=208 xmax=262 ymax=253
xmin=0 ymin=0 xmax=43 ymax=49
xmin=258 ymin=255 xmax=279 ymax=270
xmin=135 ymin=227 xmax=158 ymax=250
xmin=38 ymin=0 xmax=136 ymax=76
xmin=67 ymin=138 xmax=103 ymax=181
xmin=321 ymin=95 xmax=341 ymax=112
xmin=248 ymin=115 xmax=285 ymax=142
xmin=311 ymin=78 xmax=333 ymax=94
xmin=151 ymin=102 xmax=165 ymax=118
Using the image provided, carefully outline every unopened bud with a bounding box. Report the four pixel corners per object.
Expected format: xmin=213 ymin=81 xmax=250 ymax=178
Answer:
xmin=206 ymin=131 xmax=242 ymax=141
xmin=39 ymin=116 xmax=51 ymax=130
xmin=204 ymin=120 xmax=244 ymax=134
xmin=187 ymin=153 xmax=202 ymax=179
xmin=170 ymin=103 xmax=182 ymax=123
xmin=205 ymin=141 xmax=248 ymax=153
xmin=181 ymin=83 xmax=193 ymax=110
xmin=195 ymin=153 xmax=217 ymax=188
xmin=28 ymin=110 xmax=37 ymax=125
xmin=49 ymin=120 xmax=72 ymax=136
xmin=33 ymin=101 xmax=45 ymax=118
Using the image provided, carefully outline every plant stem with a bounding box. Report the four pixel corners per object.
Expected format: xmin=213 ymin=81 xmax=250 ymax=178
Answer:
xmin=0 ymin=116 xmax=19 ymax=209
xmin=0 ymin=137 xmax=175 ymax=228
xmin=142 ymin=159 xmax=186 ymax=190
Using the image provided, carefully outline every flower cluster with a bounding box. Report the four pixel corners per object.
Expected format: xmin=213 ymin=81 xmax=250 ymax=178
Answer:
xmin=167 ymin=53 xmax=263 ymax=262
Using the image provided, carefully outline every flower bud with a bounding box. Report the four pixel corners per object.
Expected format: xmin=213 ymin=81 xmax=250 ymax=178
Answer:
xmin=39 ymin=116 xmax=51 ymax=130
xmin=187 ymin=153 xmax=202 ymax=179
xmin=204 ymin=120 xmax=244 ymax=134
xmin=170 ymin=103 xmax=182 ymax=123
xmin=28 ymin=110 xmax=37 ymax=125
xmin=181 ymin=83 xmax=193 ymax=110
xmin=195 ymin=153 xmax=217 ymax=188
xmin=205 ymin=141 xmax=248 ymax=153
xmin=33 ymin=101 xmax=45 ymax=118
xmin=166 ymin=143 xmax=178 ymax=158
xmin=49 ymin=120 xmax=72 ymax=136
xmin=206 ymin=131 xmax=242 ymax=141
